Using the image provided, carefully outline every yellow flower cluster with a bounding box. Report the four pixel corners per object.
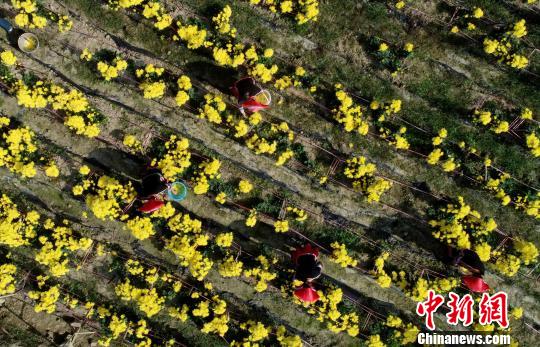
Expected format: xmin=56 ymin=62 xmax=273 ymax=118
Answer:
xmin=485 ymin=173 xmax=539 ymax=217
xmin=491 ymin=254 xmax=521 ymax=277
xmin=174 ymin=21 xmax=211 ymax=49
xmin=526 ymin=132 xmax=540 ymax=157
xmin=81 ymin=296 xmax=154 ymax=346
xmin=168 ymin=304 xmax=189 ymax=322
xmin=395 ymin=1 xmax=406 ymax=9
xmin=472 ymin=109 xmax=511 ymax=134
xmin=212 ymin=5 xmax=236 ymax=37
xmin=0 ymin=194 xmax=39 ymax=247
xmin=1 ymin=50 xmax=17 ymax=66
xmin=511 ymin=307 xmax=523 ymax=320
xmin=191 ymin=158 xmax=221 ymax=195
xmin=515 ymin=192 xmax=539 ymax=219
xmin=244 ymin=255 xmax=277 ymax=292
xmin=109 ymin=314 xmax=129 ymax=339
xmin=276 ymin=149 xmax=294 ymax=166
xmin=215 ymin=232 xmax=233 ymax=248
xmin=166 ymin=212 xmax=213 ymax=280
xmin=429 ymin=196 xmax=497 ymax=250
xmin=274 ymin=220 xmax=289 ymax=233
xmin=296 ymin=286 xmax=359 ymax=336
xmin=218 ymin=255 xmax=244 ymax=277
xmin=449 ymin=6 xmax=484 ymax=34
xmin=233 ymin=119 xmax=249 ymax=138
xmin=41 ymin=161 xmax=58 ymax=179
xmin=286 ymin=206 xmax=307 ymax=222
xmin=136 ymin=64 xmax=166 ymax=99
xmin=295 ymin=0 xmax=320 ymax=24
xmin=11 ymin=78 xmax=103 ymax=137
xmin=123 ymin=134 xmax=143 ymax=153
xmin=385 ymin=315 xmax=420 ymax=345
xmin=343 ymin=156 xmax=393 ymax=202
xmin=200 ymin=300 xmax=229 ymax=336
xmin=371 ymin=98 xmax=402 ymax=121
xmin=212 ymin=43 xmax=246 ymax=67
xmin=115 ymin=279 xmax=165 ymax=317
xmin=126 ymin=216 xmax=155 ymax=240
xmin=0 ymin=118 xmax=38 ymax=178
xmin=426 ymin=128 xmax=459 ymax=172
xmin=276 ymin=325 xmax=303 ymax=347
xmin=274 ymin=75 xmax=292 ymax=90
xmin=372 ymin=251 xmax=392 ymax=288
xmin=238 ymin=179 xmax=253 ymax=193
xmin=475 ymin=242 xmax=492 ymax=262
xmin=198 ymin=94 xmax=226 ymax=124
xmin=80 ymin=48 xmax=93 ymax=61
xmin=482 ymin=229 xmax=537 ymax=278
xmin=78 ymin=174 xmax=137 ymax=220
xmin=28 ymin=285 xmax=60 ymax=313
xmin=0 ymin=263 xmax=17 ymax=295
xmin=35 ymin=221 xmax=93 ymax=277
xmin=142 ymin=1 xmax=172 ymax=30
xmin=245 ymin=209 xmax=258 ymax=227
xmin=191 ymin=299 xmax=211 ymax=318
xmin=371 ymin=99 xmax=409 ymax=150
xmin=366 ymin=334 xmax=385 ymax=347
xmin=333 ymin=85 xmax=369 ymax=135
xmin=175 ymin=75 xmax=192 ymax=107
xmin=249 ymin=0 xmax=319 ymax=24
xmin=249 ymin=63 xmax=279 ymax=83
xmin=138 ymin=80 xmax=166 ymax=100
xmin=96 ymin=57 xmax=128 ymax=81
xmin=329 ymin=242 xmax=358 ymax=268
xmin=379 ymin=125 xmax=410 ymax=150
xmin=215 ymin=191 xmax=227 ymax=204
xmin=151 ymin=135 xmax=192 ymax=181
xmin=12 ymin=0 xmax=48 ymax=29
xmin=513 ymin=238 xmax=538 ymax=265
xmin=57 ymin=15 xmax=72 ymax=32
xmin=485 ymin=174 xmax=511 ymax=206
xmin=126 ymin=259 xmax=144 ymax=276
xmin=244 ymin=121 xmax=294 ymax=164
xmin=483 ymin=20 xmax=529 ymax=69
xmin=392 ymin=274 xmax=459 ymax=302
xmin=233 ymin=321 xmax=269 ymax=344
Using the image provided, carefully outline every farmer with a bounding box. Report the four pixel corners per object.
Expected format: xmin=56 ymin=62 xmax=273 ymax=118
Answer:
xmin=230 ymin=77 xmax=271 ymax=115
xmin=135 ymin=168 xmax=168 ymax=213
xmin=448 ymin=247 xmax=490 ymax=293
xmin=292 ymin=243 xmax=323 ymax=303
xmin=138 ymin=168 xmax=168 ymax=199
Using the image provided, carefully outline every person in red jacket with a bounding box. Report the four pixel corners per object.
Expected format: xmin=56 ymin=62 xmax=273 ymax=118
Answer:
xmin=449 ymin=247 xmax=490 ymax=293
xmin=230 ymin=77 xmax=271 ymax=115
xmin=292 ymin=244 xmax=323 ymax=303
xmin=136 ymin=169 xmax=168 ymax=213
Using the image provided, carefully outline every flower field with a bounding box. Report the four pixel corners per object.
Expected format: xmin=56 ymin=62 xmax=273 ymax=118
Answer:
xmin=0 ymin=0 xmax=539 ymax=346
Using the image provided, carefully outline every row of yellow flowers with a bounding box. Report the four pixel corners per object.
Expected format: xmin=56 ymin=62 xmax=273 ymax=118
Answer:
xmin=11 ymin=0 xmax=72 ymax=32
xmin=428 ymin=196 xmax=538 ymax=277
xmin=472 ymin=107 xmax=540 ymax=158
xmin=0 ymin=193 xmax=93 ymax=277
xmin=0 ymin=54 xmax=105 ymax=138
xmin=1 ymin=186 xmax=303 ymax=346
xmin=424 ymin=124 xmax=540 ymax=219
xmin=246 ymin=0 xmax=320 ymax=25
xmin=98 ymin=0 xmax=540 ymax=223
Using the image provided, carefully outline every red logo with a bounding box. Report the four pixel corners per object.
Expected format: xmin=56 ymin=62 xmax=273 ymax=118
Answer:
xmin=479 ymin=292 xmax=508 ymax=328
xmin=416 ymin=290 xmax=509 ymax=329
xmin=416 ymin=290 xmax=445 ymax=330
xmin=446 ymin=292 xmax=474 ymax=326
